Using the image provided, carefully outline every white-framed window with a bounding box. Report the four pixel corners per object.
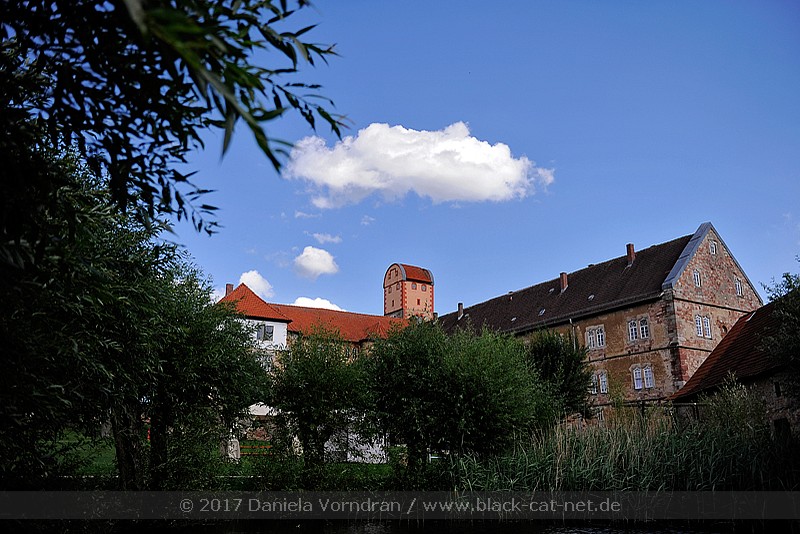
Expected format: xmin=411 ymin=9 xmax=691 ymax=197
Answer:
xmin=695 ymin=315 xmax=704 ymax=337
xmin=587 ymin=328 xmax=596 ymax=349
xmin=643 ymin=366 xmax=654 ymax=389
xmin=703 ymin=316 xmax=712 ymax=338
xmin=586 ymin=326 xmax=605 ymax=349
xmin=599 ymin=371 xmax=608 ymax=394
xmin=710 ymin=241 xmax=717 ymax=255
xmin=628 ymin=320 xmax=638 ymax=341
xmin=693 ymin=269 xmax=702 ymax=287
xmin=735 ymin=277 xmax=743 ymax=297
xmin=422 ymin=284 xmax=427 ymax=292
xmin=411 ymin=282 xmax=417 ymax=290
xmin=639 ymin=318 xmax=650 ymax=339
xmin=633 ymin=367 xmax=643 ymax=390
xmin=590 ymin=374 xmax=598 ymax=395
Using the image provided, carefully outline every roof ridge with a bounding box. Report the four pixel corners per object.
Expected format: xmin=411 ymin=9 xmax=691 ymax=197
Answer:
xmin=272 ymin=302 xmax=394 ymax=319
xmin=458 ymin=233 xmax=693 ymax=313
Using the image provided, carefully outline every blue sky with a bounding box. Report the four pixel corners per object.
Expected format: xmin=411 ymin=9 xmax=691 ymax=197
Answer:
xmin=176 ymin=0 xmax=800 ymax=316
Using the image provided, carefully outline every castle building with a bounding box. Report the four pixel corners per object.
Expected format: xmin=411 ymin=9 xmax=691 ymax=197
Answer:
xmin=219 ymin=283 xmax=404 ymax=358
xmin=437 ymin=223 xmax=763 ymax=412
xmin=383 ymin=263 xmax=435 ymax=320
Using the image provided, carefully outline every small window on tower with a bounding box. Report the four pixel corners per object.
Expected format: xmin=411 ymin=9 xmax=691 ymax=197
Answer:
xmin=411 ymin=283 xmax=417 ymax=290
xmin=422 ymin=284 xmax=427 ymax=291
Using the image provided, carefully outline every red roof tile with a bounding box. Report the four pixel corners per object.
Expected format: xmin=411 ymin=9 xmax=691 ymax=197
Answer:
xmin=219 ymin=283 xmax=405 ymax=343
xmin=399 ymin=264 xmax=434 ymax=284
xmin=218 ymin=284 xmax=291 ymax=322
xmin=670 ymin=300 xmax=782 ymax=401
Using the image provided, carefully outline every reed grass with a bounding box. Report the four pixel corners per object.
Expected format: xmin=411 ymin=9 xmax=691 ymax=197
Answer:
xmin=454 ymin=382 xmax=799 ymax=492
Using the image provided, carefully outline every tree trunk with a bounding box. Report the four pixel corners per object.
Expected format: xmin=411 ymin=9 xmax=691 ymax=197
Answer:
xmin=111 ymin=403 xmax=144 ymax=490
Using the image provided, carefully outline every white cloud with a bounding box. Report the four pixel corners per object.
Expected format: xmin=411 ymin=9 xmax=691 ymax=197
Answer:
xmin=293 ymin=246 xmax=339 ymax=280
xmin=294 ymin=210 xmax=320 ymax=219
xmin=284 ymin=122 xmax=553 ymax=208
xmin=361 ymin=215 xmax=375 ymax=226
xmin=293 ymin=297 xmax=344 ymax=311
xmin=239 ymin=270 xmax=275 ymax=299
xmin=309 ymin=232 xmax=342 ymax=244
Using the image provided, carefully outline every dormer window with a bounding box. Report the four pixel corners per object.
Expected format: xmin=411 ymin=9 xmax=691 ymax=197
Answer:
xmin=710 ymin=241 xmax=717 ymax=255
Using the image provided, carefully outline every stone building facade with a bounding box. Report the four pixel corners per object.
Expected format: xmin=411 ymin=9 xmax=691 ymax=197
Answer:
xmin=438 ymin=223 xmax=762 ymax=413
xmin=671 ymin=299 xmax=799 ymax=435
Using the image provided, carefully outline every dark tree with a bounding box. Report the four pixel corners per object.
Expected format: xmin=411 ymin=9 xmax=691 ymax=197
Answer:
xmin=523 ymin=330 xmax=592 ymax=416
xmin=1 ymin=0 xmax=343 ymax=234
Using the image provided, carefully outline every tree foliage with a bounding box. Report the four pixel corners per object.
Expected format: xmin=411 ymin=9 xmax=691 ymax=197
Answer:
xmin=1 ymin=0 xmax=344 ymax=234
xmin=523 ymin=330 xmax=592 ymax=416
xmin=369 ymin=322 xmax=556 ymax=479
xmin=0 ymin=150 xmax=267 ymax=489
xmin=268 ymin=330 xmax=369 ymax=486
xmin=763 ymin=260 xmax=800 ymax=388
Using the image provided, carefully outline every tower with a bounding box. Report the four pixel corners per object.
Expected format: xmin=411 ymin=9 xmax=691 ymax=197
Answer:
xmin=383 ymin=263 xmax=434 ymax=320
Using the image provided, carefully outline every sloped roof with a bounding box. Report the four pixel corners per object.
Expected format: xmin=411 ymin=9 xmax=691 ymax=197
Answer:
xmin=219 ymin=283 xmax=405 ymax=343
xmin=670 ymin=300 xmax=782 ymax=401
xmin=438 ymin=233 xmax=694 ymax=335
xmin=218 ymin=284 xmax=291 ymax=322
xmin=398 ymin=263 xmax=434 ymax=284
xmin=270 ymin=302 xmax=406 ymax=343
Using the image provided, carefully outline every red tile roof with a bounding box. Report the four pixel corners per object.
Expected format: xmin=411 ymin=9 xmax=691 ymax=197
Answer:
xmin=270 ymin=303 xmax=406 ymax=342
xmin=219 ymin=283 xmax=406 ymax=343
xmin=670 ymin=300 xmax=782 ymax=401
xmin=399 ymin=264 xmax=434 ymax=284
xmin=218 ymin=284 xmax=290 ymax=322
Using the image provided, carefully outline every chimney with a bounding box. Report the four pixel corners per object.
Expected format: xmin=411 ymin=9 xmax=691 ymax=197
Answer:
xmin=225 ymin=283 xmax=234 ymax=296
xmin=559 ymin=272 xmax=568 ymax=293
xmin=626 ymin=243 xmax=636 ymax=266
xmin=457 ymin=302 xmax=464 ymax=320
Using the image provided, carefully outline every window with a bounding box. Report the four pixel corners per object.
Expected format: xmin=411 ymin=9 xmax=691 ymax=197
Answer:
xmin=599 ymin=371 xmax=608 ymax=394
xmin=396 ymin=282 xmax=401 ymax=289
xmin=388 ymin=285 xmax=392 ymax=293
xmin=695 ymin=315 xmax=704 ymax=337
xmin=643 ymin=366 xmax=654 ymax=389
xmin=703 ymin=316 xmax=712 ymax=338
xmin=586 ymin=326 xmax=606 ymax=349
xmin=417 ymin=299 xmax=421 ymax=305
xmin=710 ymin=241 xmax=717 ymax=255
xmin=587 ymin=328 xmax=597 ymax=349
xmin=735 ymin=277 xmax=743 ymax=297
xmin=411 ymin=282 xmax=417 ymax=290
xmin=256 ymin=324 xmax=274 ymax=342
xmin=590 ymin=374 xmax=598 ymax=395
xmin=775 ymin=381 xmax=783 ymax=398
xmin=633 ymin=367 xmax=643 ymax=390
xmin=422 ymin=285 xmax=427 ymax=292
xmin=693 ymin=269 xmax=702 ymax=287
xmin=628 ymin=320 xmax=638 ymax=341
xmin=639 ymin=318 xmax=650 ymax=339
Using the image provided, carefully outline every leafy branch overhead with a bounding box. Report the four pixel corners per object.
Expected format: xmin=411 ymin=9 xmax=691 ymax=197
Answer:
xmin=2 ymin=0 xmax=345 ymax=233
